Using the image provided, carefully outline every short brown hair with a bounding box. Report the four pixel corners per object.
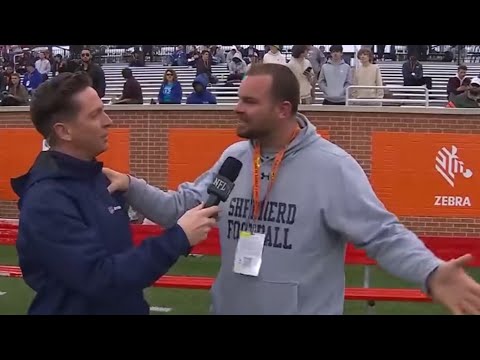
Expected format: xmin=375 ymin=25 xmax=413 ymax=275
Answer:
xmin=357 ymin=48 xmax=373 ymax=62
xmin=291 ymin=45 xmax=309 ymax=59
xmin=246 ymin=63 xmax=300 ymax=114
xmin=30 ymin=72 xmax=92 ymax=144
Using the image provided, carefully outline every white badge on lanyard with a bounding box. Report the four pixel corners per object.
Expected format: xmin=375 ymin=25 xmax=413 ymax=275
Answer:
xmin=233 ymin=231 xmax=266 ymax=277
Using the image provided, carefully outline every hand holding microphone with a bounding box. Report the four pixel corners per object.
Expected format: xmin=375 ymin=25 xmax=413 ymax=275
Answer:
xmin=177 ymin=203 xmax=220 ymax=246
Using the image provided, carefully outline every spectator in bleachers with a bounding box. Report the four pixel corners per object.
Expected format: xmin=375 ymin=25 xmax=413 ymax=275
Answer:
xmin=446 ymin=65 xmax=469 ymax=101
xmin=186 ymin=74 xmax=216 ymax=104
xmin=187 ymin=46 xmax=199 ymax=66
xmin=1 ymin=73 xmax=29 ymax=106
xmin=287 ymin=45 xmax=315 ymax=104
xmin=227 ymin=52 xmax=247 ymax=81
xmin=16 ymin=51 xmax=31 ymax=75
xmin=211 ymin=45 xmax=225 ymax=64
xmin=22 ymin=64 xmax=43 ymax=94
xmin=35 ymin=51 xmax=51 ymax=81
xmin=76 ymin=48 xmax=106 ymax=99
xmin=158 ymin=69 xmax=183 ymax=104
xmin=110 ymin=68 xmax=143 ymax=105
xmin=244 ymin=45 xmax=259 ymax=62
xmin=236 ymin=45 xmax=246 ymax=58
xmin=246 ymin=53 xmax=261 ymax=72
xmin=51 ymin=54 xmax=67 ymax=76
xmin=402 ymin=54 xmax=432 ymax=89
xmin=446 ymin=77 xmax=480 ymax=108
xmin=3 ymin=64 xmax=13 ymax=87
xmin=0 ymin=68 xmax=6 ymax=94
xmin=308 ymin=45 xmax=326 ymax=80
xmin=226 ymin=46 xmax=237 ymax=66
xmin=143 ymin=45 xmax=153 ymax=62
xmin=195 ymin=50 xmax=218 ymax=84
xmin=173 ymin=46 xmax=188 ymax=66
xmin=262 ymin=45 xmax=286 ymax=65
xmin=247 ymin=45 xmax=258 ymax=57
xmin=350 ymin=48 xmax=384 ymax=106
xmin=129 ymin=50 xmax=145 ymax=67
xmin=318 ymin=45 xmax=352 ymax=105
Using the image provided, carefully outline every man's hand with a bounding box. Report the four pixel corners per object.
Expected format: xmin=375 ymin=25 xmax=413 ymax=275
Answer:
xmin=103 ymin=168 xmax=130 ymax=193
xmin=427 ymin=254 xmax=480 ymax=315
xmin=177 ymin=203 xmax=219 ymax=246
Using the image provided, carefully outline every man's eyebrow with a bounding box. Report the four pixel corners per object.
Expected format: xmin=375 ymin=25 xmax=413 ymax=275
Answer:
xmin=88 ymin=106 xmax=103 ymax=116
xmin=240 ymin=95 xmax=258 ymax=101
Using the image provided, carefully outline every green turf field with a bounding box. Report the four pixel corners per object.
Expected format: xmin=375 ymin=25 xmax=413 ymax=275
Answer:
xmin=1 ymin=245 xmax=477 ymax=315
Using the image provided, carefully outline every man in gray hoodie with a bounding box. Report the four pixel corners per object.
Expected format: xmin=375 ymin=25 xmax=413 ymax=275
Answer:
xmin=104 ymin=63 xmax=480 ymax=315
xmin=318 ymin=45 xmax=352 ymax=105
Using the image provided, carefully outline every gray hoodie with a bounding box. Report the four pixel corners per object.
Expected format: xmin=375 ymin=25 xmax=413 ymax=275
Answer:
xmin=125 ymin=113 xmax=442 ymax=315
xmin=318 ymin=59 xmax=352 ymax=103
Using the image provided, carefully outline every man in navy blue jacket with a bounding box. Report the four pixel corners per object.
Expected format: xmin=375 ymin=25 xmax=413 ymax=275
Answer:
xmin=11 ymin=72 xmax=219 ymax=315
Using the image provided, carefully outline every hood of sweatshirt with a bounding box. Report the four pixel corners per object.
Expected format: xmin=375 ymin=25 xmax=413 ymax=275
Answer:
xmin=192 ymin=74 xmax=209 ymax=91
xmin=11 ymin=150 xmax=103 ymax=207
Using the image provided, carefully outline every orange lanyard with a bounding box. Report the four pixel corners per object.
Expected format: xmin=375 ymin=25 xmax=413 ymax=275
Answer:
xmin=252 ymin=127 xmax=300 ymax=221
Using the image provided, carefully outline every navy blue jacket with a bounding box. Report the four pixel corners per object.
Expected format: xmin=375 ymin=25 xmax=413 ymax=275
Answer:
xmin=186 ymin=74 xmax=217 ymax=104
xmin=11 ymin=150 xmax=190 ymax=315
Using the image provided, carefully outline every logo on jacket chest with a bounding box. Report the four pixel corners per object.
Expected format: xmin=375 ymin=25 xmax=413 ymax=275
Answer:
xmin=107 ymin=205 xmax=122 ymax=214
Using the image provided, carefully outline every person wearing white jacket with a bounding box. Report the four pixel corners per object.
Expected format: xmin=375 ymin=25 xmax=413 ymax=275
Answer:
xmin=35 ymin=51 xmax=51 ymax=81
xmin=262 ymin=45 xmax=286 ymax=65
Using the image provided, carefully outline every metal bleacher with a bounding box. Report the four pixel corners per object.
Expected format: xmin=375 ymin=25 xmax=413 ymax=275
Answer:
xmin=102 ymin=61 xmax=480 ymax=107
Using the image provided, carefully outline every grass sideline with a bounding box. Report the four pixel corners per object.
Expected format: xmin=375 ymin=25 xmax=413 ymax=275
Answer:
xmin=1 ymin=245 xmax=477 ymax=315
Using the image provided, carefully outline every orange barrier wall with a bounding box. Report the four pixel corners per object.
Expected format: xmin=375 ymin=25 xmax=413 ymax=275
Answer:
xmin=0 ymin=106 xmax=479 ymax=238
xmin=0 ymin=128 xmax=130 ymax=201
xmin=167 ymin=128 xmax=329 ymax=189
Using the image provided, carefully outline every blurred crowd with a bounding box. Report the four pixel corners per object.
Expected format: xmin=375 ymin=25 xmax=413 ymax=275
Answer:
xmin=1 ymin=45 xmax=478 ymax=108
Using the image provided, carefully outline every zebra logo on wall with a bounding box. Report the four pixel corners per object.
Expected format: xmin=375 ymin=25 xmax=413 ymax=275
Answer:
xmin=435 ymin=145 xmax=473 ymax=187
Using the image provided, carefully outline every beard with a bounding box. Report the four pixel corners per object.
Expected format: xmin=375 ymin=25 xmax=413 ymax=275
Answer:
xmin=236 ymin=119 xmax=273 ymax=140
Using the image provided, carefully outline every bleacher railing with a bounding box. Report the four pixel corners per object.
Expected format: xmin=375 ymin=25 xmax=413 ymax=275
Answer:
xmin=346 ymin=85 xmax=430 ymax=107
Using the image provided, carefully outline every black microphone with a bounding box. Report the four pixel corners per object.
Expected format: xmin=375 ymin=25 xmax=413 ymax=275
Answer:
xmin=204 ymin=156 xmax=243 ymax=208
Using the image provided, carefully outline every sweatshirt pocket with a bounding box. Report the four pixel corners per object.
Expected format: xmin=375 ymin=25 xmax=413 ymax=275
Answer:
xmin=212 ymin=278 xmax=299 ymax=315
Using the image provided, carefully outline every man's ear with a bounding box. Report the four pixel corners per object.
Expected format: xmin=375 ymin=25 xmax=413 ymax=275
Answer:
xmin=277 ymin=101 xmax=293 ymax=120
xmin=52 ymin=122 xmax=72 ymax=142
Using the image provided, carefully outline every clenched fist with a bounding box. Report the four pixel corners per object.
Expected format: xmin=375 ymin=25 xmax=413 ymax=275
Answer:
xmin=177 ymin=203 xmax=220 ymax=246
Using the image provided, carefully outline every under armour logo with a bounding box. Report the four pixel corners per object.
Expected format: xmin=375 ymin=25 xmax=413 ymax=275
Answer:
xmin=261 ymin=172 xmax=270 ymax=180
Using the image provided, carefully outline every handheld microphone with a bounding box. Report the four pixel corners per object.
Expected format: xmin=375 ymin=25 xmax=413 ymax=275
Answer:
xmin=204 ymin=156 xmax=243 ymax=208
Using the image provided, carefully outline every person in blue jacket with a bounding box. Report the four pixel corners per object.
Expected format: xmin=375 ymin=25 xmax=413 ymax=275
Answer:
xmin=22 ymin=63 xmax=44 ymax=94
xmin=10 ymin=72 xmax=219 ymax=315
xmin=186 ymin=74 xmax=217 ymax=104
xmin=158 ymin=69 xmax=182 ymax=104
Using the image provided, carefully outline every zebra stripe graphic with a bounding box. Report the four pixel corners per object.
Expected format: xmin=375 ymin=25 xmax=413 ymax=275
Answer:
xmin=435 ymin=145 xmax=473 ymax=187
